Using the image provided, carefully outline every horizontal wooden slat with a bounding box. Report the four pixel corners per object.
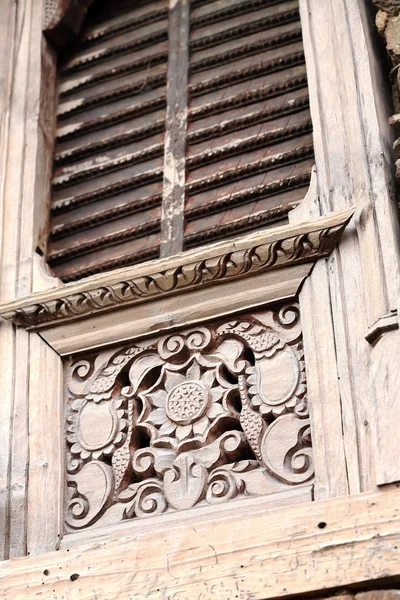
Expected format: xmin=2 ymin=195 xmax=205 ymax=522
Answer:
xmin=59 ymin=49 xmax=168 ymax=99
xmin=55 ymin=121 xmax=165 ymax=166
xmin=190 ymin=24 xmax=303 ymax=76
xmin=61 ymin=25 xmax=168 ymax=76
xmin=51 ymin=234 xmax=161 ymax=282
xmin=190 ymin=3 xmax=300 ymax=52
xmin=0 ymin=488 xmax=399 ymax=599
xmin=53 ymin=142 xmax=165 ymax=187
xmin=79 ymin=2 xmax=168 ymax=50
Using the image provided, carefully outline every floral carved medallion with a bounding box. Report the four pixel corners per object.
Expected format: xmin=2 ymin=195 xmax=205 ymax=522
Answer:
xmin=65 ymin=304 xmax=313 ymax=532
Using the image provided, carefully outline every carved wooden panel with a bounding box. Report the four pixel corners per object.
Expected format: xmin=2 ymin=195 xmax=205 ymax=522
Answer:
xmin=64 ymin=302 xmax=313 ymax=532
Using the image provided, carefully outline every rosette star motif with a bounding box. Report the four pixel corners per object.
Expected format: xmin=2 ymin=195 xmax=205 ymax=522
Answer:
xmin=64 ymin=304 xmax=314 ymax=531
xmin=138 ymin=359 xmax=236 ymax=448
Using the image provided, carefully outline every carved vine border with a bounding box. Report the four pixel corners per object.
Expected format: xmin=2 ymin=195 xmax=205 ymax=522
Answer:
xmin=0 ymin=210 xmax=354 ymax=331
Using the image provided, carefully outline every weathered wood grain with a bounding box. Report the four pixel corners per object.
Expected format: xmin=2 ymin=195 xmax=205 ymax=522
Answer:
xmin=1 ymin=487 xmax=399 ymax=599
xmin=160 ymin=0 xmax=190 ymax=257
xmin=40 ymin=264 xmax=311 ymax=354
xmin=300 ymin=0 xmax=400 ymax=490
xmin=0 ymin=208 xmax=354 ymax=331
xmin=297 ymin=261 xmax=350 ymax=499
xmin=27 ymin=334 xmax=63 ymax=556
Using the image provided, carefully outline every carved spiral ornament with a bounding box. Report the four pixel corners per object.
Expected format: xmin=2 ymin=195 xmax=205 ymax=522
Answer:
xmin=65 ymin=304 xmax=314 ymax=531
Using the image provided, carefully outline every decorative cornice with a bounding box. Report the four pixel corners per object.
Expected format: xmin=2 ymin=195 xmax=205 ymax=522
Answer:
xmin=0 ymin=210 xmax=354 ymax=331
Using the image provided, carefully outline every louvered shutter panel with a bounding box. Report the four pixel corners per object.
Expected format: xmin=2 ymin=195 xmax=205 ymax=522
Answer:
xmin=48 ymin=0 xmax=169 ymax=281
xmin=47 ymin=0 xmax=313 ymax=282
xmin=184 ymin=0 xmax=314 ymax=248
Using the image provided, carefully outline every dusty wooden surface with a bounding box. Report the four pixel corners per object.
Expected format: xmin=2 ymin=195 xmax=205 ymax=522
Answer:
xmin=160 ymin=0 xmax=189 ymax=256
xmin=62 ymin=304 xmax=313 ymax=533
xmin=1 ymin=487 xmax=400 ymax=599
xmin=0 ymin=0 xmax=61 ymax=562
xmin=299 ymin=0 xmax=400 ymax=493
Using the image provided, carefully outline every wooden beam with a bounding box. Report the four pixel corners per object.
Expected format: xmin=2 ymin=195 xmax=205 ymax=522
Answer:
xmin=1 ymin=487 xmax=400 ymax=599
xmin=0 ymin=209 xmax=354 ymax=330
xmin=160 ymin=0 xmax=190 ymax=257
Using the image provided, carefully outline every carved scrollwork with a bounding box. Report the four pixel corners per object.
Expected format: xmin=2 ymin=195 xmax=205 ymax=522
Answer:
xmin=1 ymin=209 xmax=353 ymax=330
xmin=66 ymin=461 xmax=113 ymax=529
xmin=260 ymin=414 xmax=313 ymax=485
xmin=65 ymin=303 xmax=314 ymax=531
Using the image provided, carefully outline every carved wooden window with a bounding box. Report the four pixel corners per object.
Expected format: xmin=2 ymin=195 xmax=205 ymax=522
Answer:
xmin=2 ymin=0 xmax=400 ymax=593
xmin=47 ymin=0 xmax=314 ymax=282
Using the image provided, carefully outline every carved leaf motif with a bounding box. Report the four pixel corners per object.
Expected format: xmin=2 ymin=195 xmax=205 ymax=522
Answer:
xmin=158 ymin=327 xmax=212 ymax=360
xmin=65 ymin=306 xmax=313 ymax=529
xmin=66 ymin=461 xmax=113 ymax=530
xmin=86 ymin=345 xmax=154 ymax=401
xmin=217 ymin=320 xmax=284 ymax=356
xmin=206 ymin=468 xmax=243 ymax=504
xmin=260 ymin=414 xmax=314 ymax=485
xmin=121 ymin=479 xmax=168 ymax=519
xmin=238 ymin=375 xmax=265 ymax=463
xmin=164 ymin=455 xmax=207 ymax=510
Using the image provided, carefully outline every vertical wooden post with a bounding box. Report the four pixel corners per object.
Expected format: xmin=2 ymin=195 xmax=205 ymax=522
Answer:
xmin=160 ymin=0 xmax=190 ymax=257
xmin=0 ymin=0 xmax=61 ymax=559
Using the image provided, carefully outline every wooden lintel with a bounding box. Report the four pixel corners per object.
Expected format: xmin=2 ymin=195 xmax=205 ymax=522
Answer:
xmin=1 ymin=486 xmax=400 ymax=599
xmin=0 ymin=208 xmax=354 ymax=331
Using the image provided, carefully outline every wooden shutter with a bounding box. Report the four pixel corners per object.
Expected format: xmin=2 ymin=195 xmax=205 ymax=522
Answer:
xmin=47 ymin=0 xmax=313 ymax=282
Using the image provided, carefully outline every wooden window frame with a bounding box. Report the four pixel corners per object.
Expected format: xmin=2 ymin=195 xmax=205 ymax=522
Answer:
xmin=0 ymin=0 xmax=399 ymax=597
